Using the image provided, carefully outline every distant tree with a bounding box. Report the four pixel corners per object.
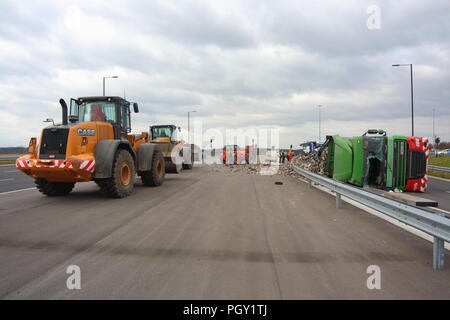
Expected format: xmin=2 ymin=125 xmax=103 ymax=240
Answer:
xmin=430 ymin=141 xmax=450 ymax=150
xmin=0 ymin=147 xmax=27 ymax=154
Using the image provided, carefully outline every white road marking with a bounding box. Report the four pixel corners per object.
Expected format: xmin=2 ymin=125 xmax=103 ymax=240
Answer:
xmin=431 ymin=207 xmax=450 ymax=215
xmin=0 ymin=187 xmax=36 ymax=195
xmin=428 ymin=175 xmax=450 ymax=182
xmin=0 ymin=178 xmax=14 ymax=182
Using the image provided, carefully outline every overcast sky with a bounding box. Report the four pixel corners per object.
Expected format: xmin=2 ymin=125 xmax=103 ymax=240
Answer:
xmin=0 ymin=0 xmax=449 ymax=148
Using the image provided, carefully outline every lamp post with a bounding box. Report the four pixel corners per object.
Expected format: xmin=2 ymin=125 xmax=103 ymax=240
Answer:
xmin=188 ymin=110 xmax=197 ymax=143
xmin=103 ymin=75 xmax=119 ymax=96
xmin=318 ymin=105 xmax=322 ymax=143
xmin=392 ymin=64 xmax=414 ymax=136
xmin=433 ymin=108 xmax=436 ymax=156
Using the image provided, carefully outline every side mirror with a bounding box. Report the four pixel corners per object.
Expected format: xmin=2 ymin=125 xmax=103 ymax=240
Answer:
xmin=178 ymin=127 xmax=181 ymax=132
xmin=44 ymin=118 xmax=55 ymax=126
xmin=28 ymin=137 xmax=37 ymax=154
xmin=133 ymin=103 xmax=139 ymax=113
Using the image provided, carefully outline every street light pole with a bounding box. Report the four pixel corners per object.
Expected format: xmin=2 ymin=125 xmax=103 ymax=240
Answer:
xmin=410 ymin=64 xmax=414 ymax=136
xmin=188 ymin=110 xmax=197 ymax=143
xmin=318 ymin=105 xmax=322 ymax=143
xmin=392 ymin=64 xmax=414 ymax=136
xmin=102 ymin=75 xmax=119 ymax=96
xmin=433 ymin=108 xmax=435 ymax=149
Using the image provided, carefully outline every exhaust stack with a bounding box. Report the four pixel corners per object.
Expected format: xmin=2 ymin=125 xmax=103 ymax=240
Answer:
xmin=59 ymin=98 xmax=68 ymax=125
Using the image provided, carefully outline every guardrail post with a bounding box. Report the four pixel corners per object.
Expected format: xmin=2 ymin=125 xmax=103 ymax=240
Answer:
xmin=433 ymin=237 xmax=445 ymax=270
xmin=336 ymin=192 xmax=341 ymax=209
xmin=308 ymin=179 xmax=312 ymax=188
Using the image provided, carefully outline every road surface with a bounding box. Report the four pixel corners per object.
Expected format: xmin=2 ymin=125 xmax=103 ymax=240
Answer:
xmin=3 ymin=163 xmax=449 ymax=209
xmin=0 ymin=164 xmax=34 ymax=193
xmin=0 ymin=165 xmax=449 ymax=299
xmin=426 ymin=176 xmax=450 ymax=211
xmin=0 ymin=155 xmax=19 ymax=161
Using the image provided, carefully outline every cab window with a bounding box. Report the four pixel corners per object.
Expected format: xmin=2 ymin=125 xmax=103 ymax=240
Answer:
xmin=121 ymin=105 xmax=131 ymax=132
xmin=152 ymin=127 xmax=173 ymax=139
xmin=78 ymin=102 xmax=117 ymax=123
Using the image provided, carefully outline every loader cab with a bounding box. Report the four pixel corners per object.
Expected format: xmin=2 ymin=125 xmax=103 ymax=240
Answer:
xmin=150 ymin=125 xmax=179 ymax=142
xmin=69 ymin=96 xmax=139 ymax=139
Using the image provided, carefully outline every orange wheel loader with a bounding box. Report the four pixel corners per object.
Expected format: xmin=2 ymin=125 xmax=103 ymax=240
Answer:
xmin=16 ymin=96 xmax=165 ymax=198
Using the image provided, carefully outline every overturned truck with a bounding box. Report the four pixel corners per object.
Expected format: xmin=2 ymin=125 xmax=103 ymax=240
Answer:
xmin=320 ymin=129 xmax=429 ymax=192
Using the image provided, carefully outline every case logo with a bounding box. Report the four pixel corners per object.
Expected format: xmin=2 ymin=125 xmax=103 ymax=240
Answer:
xmin=77 ymin=128 xmax=96 ymax=136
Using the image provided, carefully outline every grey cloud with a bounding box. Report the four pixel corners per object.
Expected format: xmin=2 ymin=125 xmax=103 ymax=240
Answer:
xmin=0 ymin=0 xmax=449 ymax=147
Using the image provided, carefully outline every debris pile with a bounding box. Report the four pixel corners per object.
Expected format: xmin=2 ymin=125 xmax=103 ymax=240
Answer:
xmin=208 ymin=148 xmax=329 ymax=178
xmin=291 ymin=148 xmax=328 ymax=175
xmin=208 ymin=163 xmax=261 ymax=175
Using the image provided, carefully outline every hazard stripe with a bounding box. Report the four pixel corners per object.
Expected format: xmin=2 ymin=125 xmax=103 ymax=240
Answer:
xmin=80 ymin=160 xmax=89 ymax=169
xmin=86 ymin=161 xmax=96 ymax=172
xmin=15 ymin=159 xmax=92 ymax=173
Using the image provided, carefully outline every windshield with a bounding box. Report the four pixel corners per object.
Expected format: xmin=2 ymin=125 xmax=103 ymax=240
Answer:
xmin=224 ymin=145 xmax=239 ymax=150
xmin=152 ymin=127 xmax=173 ymax=139
xmin=78 ymin=102 xmax=117 ymax=123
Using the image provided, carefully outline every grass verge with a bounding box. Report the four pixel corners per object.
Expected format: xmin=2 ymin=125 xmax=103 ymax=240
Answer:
xmin=428 ymin=157 xmax=450 ymax=168
xmin=0 ymin=160 xmax=15 ymax=165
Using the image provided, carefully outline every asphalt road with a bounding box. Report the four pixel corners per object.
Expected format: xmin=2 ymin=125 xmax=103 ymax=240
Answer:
xmin=426 ymin=176 xmax=450 ymax=211
xmin=3 ymin=163 xmax=449 ymax=210
xmin=0 ymin=165 xmax=449 ymax=299
xmin=0 ymin=156 xmax=19 ymax=161
xmin=0 ymin=165 xmax=35 ymax=193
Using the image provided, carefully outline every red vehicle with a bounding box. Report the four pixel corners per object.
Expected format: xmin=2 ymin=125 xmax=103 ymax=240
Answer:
xmin=405 ymin=136 xmax=429 ymax=192
xmin=245 ymin=145 xmax=255 ymax=164
xmin=222 ymin=145 xmax=248 ymax=164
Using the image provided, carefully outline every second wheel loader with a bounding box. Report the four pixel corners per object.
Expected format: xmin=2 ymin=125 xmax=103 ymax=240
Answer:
xmin=150 ymin=125 xmax=195 ymax=173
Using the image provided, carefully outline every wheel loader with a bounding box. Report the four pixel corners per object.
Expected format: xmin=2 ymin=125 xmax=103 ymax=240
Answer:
xmin=16 ymin=96 xmax=165 ymax=198
xmin=149 ymin=125 xmax=195 ymax=173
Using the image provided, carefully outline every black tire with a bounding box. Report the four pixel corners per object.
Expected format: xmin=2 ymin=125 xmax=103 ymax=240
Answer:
xmin=182 ymin=155 xmax=194 ymax=170
xmin=94 ymin=179 xmax=107 ymax=188
xmin=182 ymin=145 xmax=194 ymax=170
xmin=141 ymin=150 xmax=165 ymax=186
xmin=35 ymin=178 xmax=75 ymax=196
xmin=98 ymin=149 xmax=135 ymax=198
xmin=165 ymin=159 xmax=183 ymax=174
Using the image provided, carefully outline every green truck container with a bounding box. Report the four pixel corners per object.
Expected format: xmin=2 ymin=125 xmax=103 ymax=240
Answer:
xmin=322 ymin=129 xmax=408 ymax=190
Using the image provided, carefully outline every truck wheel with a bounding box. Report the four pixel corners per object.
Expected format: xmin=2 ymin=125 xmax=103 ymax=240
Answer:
xmin=141 ymin=150 xmax=165 ymax=186
xmin=165 ymin=160 xmax=183 ymax=173
xmin=35 ymin=178 xmax=75 ymax=196
xmin=182 ymin=146 xmax=194 ymax=170
xmin=183 ymin=154 xmax=194 ymax=170
xmin=99 ymin=149 xmax=135 ymax=198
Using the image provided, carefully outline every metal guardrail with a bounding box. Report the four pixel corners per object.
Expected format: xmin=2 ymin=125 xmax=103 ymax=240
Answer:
xmin=428 ymin=165 xmax=450 ymax=173
xmin=291 ymin=164 xmax=450 ymax=270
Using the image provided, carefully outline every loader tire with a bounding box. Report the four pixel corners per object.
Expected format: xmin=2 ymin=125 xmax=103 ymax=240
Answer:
xmin=183 ymin=163 xmax=193 ymax=170
xmin=35 ymin=178 xmax=75 ymax=196
xmin=99 ymin=149 xmax=135 ymax=198
xmin=165 ymin=160 xmax=183 ymax=174
xmin=182 ymin=155 xmax=194 ymax=170
xmin=141 ymin=150 xmax=165 ymax=186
